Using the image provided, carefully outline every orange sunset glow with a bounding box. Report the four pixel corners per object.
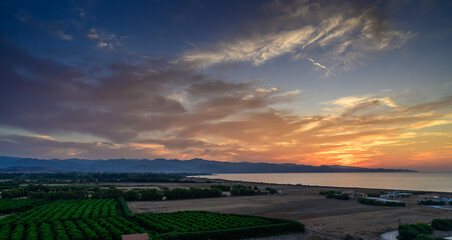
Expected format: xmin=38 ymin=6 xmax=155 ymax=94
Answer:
xmin=1 ymin=0 xmax=452 ymax=172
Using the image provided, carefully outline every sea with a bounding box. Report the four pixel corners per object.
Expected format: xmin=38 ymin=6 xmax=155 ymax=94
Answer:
xmin=193 ymin=172 xmax=452 ymax=193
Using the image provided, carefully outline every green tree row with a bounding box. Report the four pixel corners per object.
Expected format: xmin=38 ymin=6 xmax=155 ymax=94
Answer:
xmin=357 ymin=197 xmax=405 ymax=207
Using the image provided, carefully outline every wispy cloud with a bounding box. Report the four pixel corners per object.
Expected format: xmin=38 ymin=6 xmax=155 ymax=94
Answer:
xmin=76 ymin=7 xmax=86 ymax=19
xmin=87 ymin=28 xmax=127 ymax=50
xmin=308 ymin=58 xmax=326 ymax=69
xmin=181 ymin=0 xmax=415 ymax=74
xmin=54 ymin=30 xmax=73 ymax=41
xmin=182 ymin=26 xmax=315 ymax=66
xmin=15 ymin=11 xmax=75 ymax=41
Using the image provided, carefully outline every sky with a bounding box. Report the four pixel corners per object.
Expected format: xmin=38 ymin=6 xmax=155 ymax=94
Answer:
xmin=0 ymin=0 xmax=451 ymax=172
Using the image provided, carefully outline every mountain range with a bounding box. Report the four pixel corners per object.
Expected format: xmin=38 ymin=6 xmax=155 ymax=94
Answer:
xmin=0 ymin=156 xmax=416 ymax=173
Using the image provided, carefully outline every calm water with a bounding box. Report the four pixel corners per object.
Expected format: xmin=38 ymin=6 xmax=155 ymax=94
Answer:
xmin=195 ymin=172 xmax=452 ymax=192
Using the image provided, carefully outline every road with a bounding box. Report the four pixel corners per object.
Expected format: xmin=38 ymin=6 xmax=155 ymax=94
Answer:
xmin=381 ymin=230 xmax=398 ymax=240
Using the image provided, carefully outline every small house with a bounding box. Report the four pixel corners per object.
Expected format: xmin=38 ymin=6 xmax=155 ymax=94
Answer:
xmin=380 ymin=191 xmax=400 ymax=198
xmin=342 ymin=190 xmax=367 ymax=200
xmin=355 ymin=192 xmax=368 ymax=199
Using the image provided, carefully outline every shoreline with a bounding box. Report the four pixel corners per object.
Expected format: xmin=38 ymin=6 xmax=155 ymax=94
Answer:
xmin=186 ymin=173 xmax=452 ymax=195
xmin=187 ymin=176 xmax=452 ymax=194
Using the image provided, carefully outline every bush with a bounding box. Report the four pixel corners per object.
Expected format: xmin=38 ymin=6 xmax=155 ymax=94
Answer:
xmin=210 ymin=185 xmax=231 ymax=192
xmin=335 ymin=194 xmax=350 ymax=200
xmin=398 ymin=223 xmax=433 ymax=240
xmin=124 ymin=190 xmax=140 ymax=201
xmin=319 ymin=191 xmax=341 ymax=195
xmin=91 ymin=186 xmax=124 ymax=199
xmin=413 ymin=234 xmax=434 ymax=240
xmin=141 ymin=189 xmax=163 ymax=201
xmin=265 ymin=187 xmax=277 ymax=195
xmin=367 ymin=191 xmax=386 ymax=197
xmin=357 ymin=198 xmax=405 ymax=207
xmin=418 ymin=200 xmax=445 ymax=205
xmin=165 ymin=187 xmax=222 ymax=200
xmin=431 ymin=218 xmax=452 ymax=231
xmin=230 ymin=185 xmax=257 ymax=196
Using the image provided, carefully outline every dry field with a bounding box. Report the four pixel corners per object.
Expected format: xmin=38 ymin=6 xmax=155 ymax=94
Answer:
xmin=127 ymin=181 xmax=452 ymax=239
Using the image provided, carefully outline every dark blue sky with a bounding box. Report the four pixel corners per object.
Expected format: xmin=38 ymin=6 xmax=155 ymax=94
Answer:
xmin=1 ymin=0 xmax=451 ymax=171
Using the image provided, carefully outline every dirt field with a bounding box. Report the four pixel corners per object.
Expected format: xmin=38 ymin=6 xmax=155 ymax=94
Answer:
xmin=126 ymin=181 xmax=452 ymax=240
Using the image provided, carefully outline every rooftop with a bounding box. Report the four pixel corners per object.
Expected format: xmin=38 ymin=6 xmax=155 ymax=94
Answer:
xmin=122 ymin=233 xmax=149 ymax=240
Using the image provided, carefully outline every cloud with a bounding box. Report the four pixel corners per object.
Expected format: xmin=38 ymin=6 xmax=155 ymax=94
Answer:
xmin=181 ymin=0 xmax=415 ymax=73
xmin=87 ymin=28 xmax=100 ymax=39
xmin=76 ymin=8 xmax=86 ymax=18
xmin=14 ymin=11 xmax=76 ymax=42
xmin=0 ymin=35 xmax=451 ymax=171
xmin=87 ymin=28 xmax=126 ymax=50
xmin=54 ymin=30 xmax=73 ymax=41
xmin=182 ymin=26 xmax=316 ymax=66
xmin=308 ymin=58 xmax=326 ymax=69
xmin=0 ymin=39 xmax=299 ymax=144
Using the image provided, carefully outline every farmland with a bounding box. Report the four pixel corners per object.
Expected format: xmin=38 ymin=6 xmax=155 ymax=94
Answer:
xmin=1 ymin=199 xmax=118 ymax=224
xmin=0 ymin=199 xmax=49 ymax=214
xmin=0 ymin=198 xmax=304 ymax=240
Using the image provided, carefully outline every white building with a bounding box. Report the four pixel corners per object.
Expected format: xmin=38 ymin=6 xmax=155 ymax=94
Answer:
xmin=380 ymin=191 xmax=400 ymax=198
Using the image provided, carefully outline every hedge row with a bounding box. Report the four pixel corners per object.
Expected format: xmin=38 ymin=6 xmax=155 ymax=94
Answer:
xmin=230 ymin=185 xmax=257 ymax=196
xmin=210 ymin=185 xmax=231 ymax=192
xmin=154 ymin=221 xmax=305 ymax=240
xmin=165 ymin=187 xmax=222 ymax=200
xmin=319 ymin=191 xmax=341 ymax=195
xmin=357 ymin=197 xmax=405 ymax=207
xmin=326 ymin=194 xmax=349 ymax=200
xmin=418 ymin=200 xmax=446 ymax=205
xmin=117 ymin=197 xmax=132 ymax=217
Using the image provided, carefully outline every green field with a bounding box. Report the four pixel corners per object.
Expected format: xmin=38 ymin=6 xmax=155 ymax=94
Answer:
xmin=0 ymin=199 xmax=304 ymax=240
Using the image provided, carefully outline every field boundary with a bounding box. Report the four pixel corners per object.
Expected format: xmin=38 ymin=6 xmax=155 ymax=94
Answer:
xmin=117 ymin=197 xmax=132 ymax=217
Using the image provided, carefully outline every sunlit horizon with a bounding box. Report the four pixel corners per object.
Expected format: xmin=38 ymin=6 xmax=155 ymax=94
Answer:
xmin=1 ymin=0 xmax=451 ymax=172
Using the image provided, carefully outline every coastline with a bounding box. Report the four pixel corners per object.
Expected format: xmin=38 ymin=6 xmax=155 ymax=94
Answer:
xmin=189 ymin=172 xmax=452 ymax=193
xmin=191 ymin=176 xmax=452 ymax=194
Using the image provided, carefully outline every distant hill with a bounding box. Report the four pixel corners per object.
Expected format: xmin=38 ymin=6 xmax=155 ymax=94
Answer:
xmin=0 ymin=156 xmax=417 ymax=173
